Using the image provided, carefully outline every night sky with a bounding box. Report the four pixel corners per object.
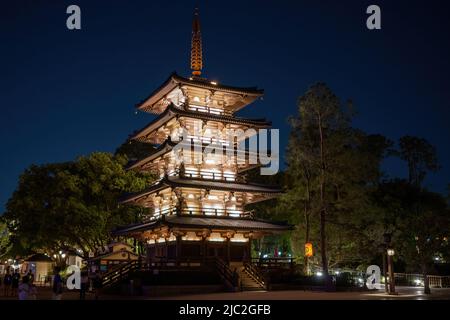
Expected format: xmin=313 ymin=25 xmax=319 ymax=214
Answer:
xmin=1 ymin=0 xmax=449 ymax=212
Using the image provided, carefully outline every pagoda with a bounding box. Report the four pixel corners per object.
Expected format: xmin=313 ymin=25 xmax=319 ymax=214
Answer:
xmin=115 ymin=8 xmax=291 ymax=267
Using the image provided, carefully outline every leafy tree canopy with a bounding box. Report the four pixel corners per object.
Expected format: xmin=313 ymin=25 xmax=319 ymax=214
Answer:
xmin=2 ymin=152 xmax=153 ymax=258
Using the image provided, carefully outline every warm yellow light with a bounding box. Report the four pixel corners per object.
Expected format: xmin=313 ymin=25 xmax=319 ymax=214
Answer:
xmin=305 ymin=243 xmax=313 ymax=257
xmin=167 ymin=234 xmax=176 ymax=242
xmin=230 ymin=234 xmax=248 ymax=242
xmin=182 ymin=231 xmax=201 ymax=241
xmin=208 ymin=232 xmax=225 ymax=242
xmin=210 ymin=81 xmax=217 ymax=85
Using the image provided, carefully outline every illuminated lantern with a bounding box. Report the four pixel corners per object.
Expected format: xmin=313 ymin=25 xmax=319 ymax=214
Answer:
xmin=305 ymin=242 xmax=313 ymax=257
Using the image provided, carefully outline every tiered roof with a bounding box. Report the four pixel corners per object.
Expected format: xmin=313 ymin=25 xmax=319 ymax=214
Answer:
xmin=121 ymin=175 xmax=283 ymax=204
xmin=132 ymin=103 xmax=270 ymax=143
xmin=136 ymin=72 xmax=264 ymax=114
xmin=127 ymin=137 xmax=265 ymax=172
xmin=115 ymin=8 xmax=292 ymax=238
xmin=113 ymin=215 xmax=291 ymax=236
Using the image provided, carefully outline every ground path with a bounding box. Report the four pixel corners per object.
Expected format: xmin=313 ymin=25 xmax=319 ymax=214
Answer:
xmin=0 ymin=286 xmax=449 ymax=300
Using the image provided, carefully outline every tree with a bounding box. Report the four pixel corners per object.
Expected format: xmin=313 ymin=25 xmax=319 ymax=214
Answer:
xmin=284 ymin=83 xmax=395 ymax=279
xmin=286 ymin=83 xmax=357 ymax=285
xmin=0 ymin=221 xmax=11 ymax=259
xmin=394 ymin=136 xmax=444 ymax=293
xmin=397 ymin=136 xmax=439 ymax=187
xmin=2 ymin=152 xmax=152 ymax=260
xmin=115 ymin=139 xmax=156 ymax=161
xmin=376 ymin=180 xmax=450 ymax=294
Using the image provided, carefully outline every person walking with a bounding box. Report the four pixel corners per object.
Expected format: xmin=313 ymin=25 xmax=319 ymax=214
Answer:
xmin=79 ymin=271 xmax=89 ymax=300
xmin=3 ymin=270 xmax=12 ymax=297
xmin=92 ymin=271 xmax=103 ymax=300
xmin=26 ymin=271 xmax=34 ymax=284
xmin=18 ymin=276 xmax=30 ymax=300
xmin=11 ymin=270 xmax=20 ymax=297
xmin=52 ymin=267 xmax=63 ymax=300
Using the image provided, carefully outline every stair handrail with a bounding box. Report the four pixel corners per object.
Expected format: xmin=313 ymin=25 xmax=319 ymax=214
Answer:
xmin=243 ymin=262 xmax=267 ymax=289
xmin=101 ymin=259 xmax=140 ymax=288
xmin=213 ymin=257 xmax=239 ymax=290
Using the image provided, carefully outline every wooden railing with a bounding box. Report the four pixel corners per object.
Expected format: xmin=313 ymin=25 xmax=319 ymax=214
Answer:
xmin=185 ymin=104 xmax=234 ymax=117
xmin=144 ymin=257 xmax=203 ymax=269
xmin=181 ymin=208 xmax=253 ymax=218
xmin=394 ymin=273 xmax=450 ymax=288
xmin=181 ymin=169 xmax=241 ymax=182
xmin=243 ymin=262 xmax=267 ymax=290
xmin=100 ymin=257 xmax=282 ymax=290
xmin=147 ymin=207 xmax=254 ymax=220
xmin=251 ymin=257 xmax=294 ymax=269
xmin=101 ymin=259 xmax=141 ymax=288
xmin=210 ymin=257 xmax=239 ymax=290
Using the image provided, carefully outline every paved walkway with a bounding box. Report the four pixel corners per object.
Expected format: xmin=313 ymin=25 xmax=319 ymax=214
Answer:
xmin=1 ymin=286 xmax=449 ymax=300
xmin=159 ymin=287 xmax=450 ymax=300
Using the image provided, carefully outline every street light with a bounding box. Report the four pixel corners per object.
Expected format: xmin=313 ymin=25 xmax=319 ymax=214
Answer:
xmin=386 ymin=246 xmax=397 ymax=295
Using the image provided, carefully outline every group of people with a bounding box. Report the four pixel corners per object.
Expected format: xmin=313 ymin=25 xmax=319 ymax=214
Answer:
xmin=1 ymin=268 xmax=37 ymax=300
xmin=1 ymin=266 xmax=103 ymax=300
xmin=52 ymin=267 xmax=103 ymax=300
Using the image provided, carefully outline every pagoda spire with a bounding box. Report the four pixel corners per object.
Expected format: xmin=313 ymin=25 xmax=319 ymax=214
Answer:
xmin=190 ymin=7 xmax=203 ymax=76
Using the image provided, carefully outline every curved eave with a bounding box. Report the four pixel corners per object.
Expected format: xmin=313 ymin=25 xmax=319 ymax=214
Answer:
xmin=172 ymin=73 xmax=264 ymax=96
xmin=120 ymin=176 xmax=283 ymax=204
xmin=127 ymin=138 xmax=179 ymax=170
xmin=131 ymin=103 xmax=271 ymax=143
xmin=113 ymin=215 xmax=293 ymax=236
xmin=127 ymin=137 xmax=267 ymax=171
xmin=136 ymin=72 xmax=264 ymax=112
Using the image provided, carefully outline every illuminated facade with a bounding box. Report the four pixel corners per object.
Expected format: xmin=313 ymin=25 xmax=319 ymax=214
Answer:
xmin=115 ymin=9 xmax=290 ymax=264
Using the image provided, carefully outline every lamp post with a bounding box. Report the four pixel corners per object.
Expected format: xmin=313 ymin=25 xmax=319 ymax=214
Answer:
xmin=53 ymin=251 xmax=67 ymax=267
xmin=387 ymin=247 xmax=396 ymax=295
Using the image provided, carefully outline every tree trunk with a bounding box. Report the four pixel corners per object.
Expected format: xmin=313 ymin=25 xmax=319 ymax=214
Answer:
xmin=304 ymin=204 xmax=310 ymax=275
xmin=303 ymin=172 xmax=311 ymax=275
xmin=317 ymin=113 xmax=332 ymax=289
xmin=320 ymin=208 xmax=331 ymax=289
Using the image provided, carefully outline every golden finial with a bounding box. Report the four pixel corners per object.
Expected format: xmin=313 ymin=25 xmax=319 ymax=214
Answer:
xmin=190 ymin=7 xmax=202 ymax=76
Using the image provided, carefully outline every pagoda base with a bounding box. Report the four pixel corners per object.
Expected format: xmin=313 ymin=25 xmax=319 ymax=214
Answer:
xmin=145 ymin=238 xmax=251 ymax=265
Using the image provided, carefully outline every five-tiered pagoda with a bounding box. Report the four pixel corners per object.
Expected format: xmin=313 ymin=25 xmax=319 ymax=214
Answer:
xmin=115 ymin=8 xmax=291 ymax=266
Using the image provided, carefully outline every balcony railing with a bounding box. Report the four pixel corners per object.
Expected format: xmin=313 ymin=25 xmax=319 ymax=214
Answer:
xmin=173 ymin=168 xmax=244 ymax=183
xmin=147 ymin=206 xmax=254 ymax=220
xmin=185 ymin=104 xmax=234 ymax=117
xmin=251 ymin=257 xmax=295 ymax=269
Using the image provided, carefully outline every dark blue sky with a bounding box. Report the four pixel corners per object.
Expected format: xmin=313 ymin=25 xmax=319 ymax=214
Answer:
xmin=1 ymin=0 xmax=449 ymax=211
